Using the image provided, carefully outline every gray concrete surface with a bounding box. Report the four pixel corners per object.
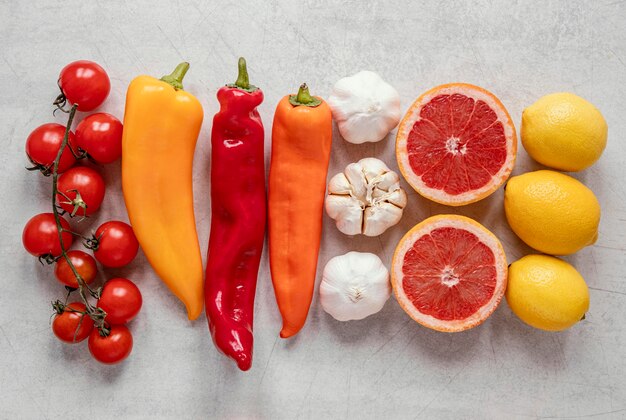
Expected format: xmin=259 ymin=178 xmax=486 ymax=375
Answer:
xmin=1 ymin=0 xmax=625 ymax=418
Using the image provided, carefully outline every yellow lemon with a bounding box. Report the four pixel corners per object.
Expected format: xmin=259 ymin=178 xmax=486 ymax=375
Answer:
xmin=521 ymin=92 xmax=607 ymax=171
xmin=504 ymin=170 xmax=600 ymax=255
xmin=506 ymin=255 xmax=589 ymax=331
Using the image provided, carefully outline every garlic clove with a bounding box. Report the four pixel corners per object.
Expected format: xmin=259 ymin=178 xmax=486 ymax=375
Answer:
xmin=343 ymin=162 xmax=368 ymax=200
xmin=384 ymin=188 xmax=408 ymax=208
xmin=371 ymin=187 xmax=387 ymax=199
xmin=375 ymin=170 xmax=401 ymax=191
xmin=328 ymin=172 xmax=352 ymax=195
xmin=363 ymin=203 xmax=404 ymax=237
xmin=360 ymin=157 xmax=390 ymax=182
xmin=324 ymin=195 xmax=363 ymax=236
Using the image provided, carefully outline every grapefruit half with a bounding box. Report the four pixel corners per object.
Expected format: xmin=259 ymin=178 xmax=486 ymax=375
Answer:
xmin=391 ymin=214 xmax=507 ymax=332
xmin=396 ymin=83 xmax=517 ymax=206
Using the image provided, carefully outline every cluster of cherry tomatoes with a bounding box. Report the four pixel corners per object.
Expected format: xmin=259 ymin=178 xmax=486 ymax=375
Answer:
xmin=22 ymin=60 xmax=142 ymax=364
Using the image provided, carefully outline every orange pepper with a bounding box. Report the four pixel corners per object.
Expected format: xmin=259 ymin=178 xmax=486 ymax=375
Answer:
xmin=268 ymin=84 xmax=333 ymax=338
xmin=121 ymin=63 xmax=204 ymax=320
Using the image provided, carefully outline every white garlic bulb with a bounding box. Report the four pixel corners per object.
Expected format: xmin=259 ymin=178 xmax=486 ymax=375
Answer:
xmin=327 ymin=70 xmax=401 ymax=144
xmin=325 ymin=158 xmax=407 ymax=236
xmin=320 ymin=252 xmax=391 ymax=321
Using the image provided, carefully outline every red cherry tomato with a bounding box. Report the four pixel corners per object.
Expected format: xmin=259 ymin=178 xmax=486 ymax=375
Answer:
xmin=52 ymin=302 xmax=94 ymax=343
xmin=75 ymin=113 xmax=123 ymax=164
xmin=26 ymin=123 xmax=76 ymax=174
xmin=58 ymin=60 xmax=110 ymax=112
xmin=57 ymin=166 xmax=105 ymax=216
xmin=22 ymin=213 xmax=73 ymax=257
xmin=88 ymin=325 xmax=133 ymax=364
xmin=54 ymin=250 xmax=97 ymax=288
xmin=93 ymin=221 xmax=139 ymax=268
xmin=97 ymin=278 xmax=142 ymax=324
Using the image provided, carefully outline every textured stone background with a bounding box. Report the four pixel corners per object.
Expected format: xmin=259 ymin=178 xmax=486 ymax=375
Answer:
xmin=1 ymin=0 xmax=625 ymax=418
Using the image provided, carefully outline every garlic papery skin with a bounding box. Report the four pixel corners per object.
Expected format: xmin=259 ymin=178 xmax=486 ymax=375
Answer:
xmin=327 ymin=71 xmax=401 ymax=144
xmin=320 ymin=252 xmax=391 ymax=321
xmin=325 ymin=158 xmax=407 ymax=236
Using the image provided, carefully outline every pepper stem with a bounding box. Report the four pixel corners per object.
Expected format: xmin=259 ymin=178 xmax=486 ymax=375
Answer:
xmin=235 ymin=57 xmax=249 ymax=89
xmin=289 ymin=83 xmax=322 ymax=107
xmin=297 ymin=84 xmax=313 ymax=103
xmin=161 ymin=62 xmax=190 ymax=90
xmin=227 ymin=57 xmax=258 ymax=92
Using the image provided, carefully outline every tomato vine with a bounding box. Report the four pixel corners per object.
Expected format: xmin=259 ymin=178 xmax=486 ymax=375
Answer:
xmin=49 ymin=104 xmax=109 ymax=335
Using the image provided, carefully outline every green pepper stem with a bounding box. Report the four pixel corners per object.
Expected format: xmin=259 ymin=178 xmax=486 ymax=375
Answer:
xmin=234 ymin=57 xmax=250 ymax=89
xmin=161 ymin=62 xmax=190 ymax=90
xmin=227 ymin=57 xmax=258 ymax=92
xmin=296 ymin=84 xmax=313 ymax=104
xmin=289 ymin=83 xmax=322 ymax=107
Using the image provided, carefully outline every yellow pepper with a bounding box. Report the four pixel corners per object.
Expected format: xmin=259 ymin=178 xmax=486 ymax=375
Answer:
xmin=121 ymin=62 xmax=204 ymax=320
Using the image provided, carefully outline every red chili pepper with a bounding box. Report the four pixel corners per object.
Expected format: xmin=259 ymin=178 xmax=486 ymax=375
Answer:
xmin=205 ymin=58 xmax=266 ymax=371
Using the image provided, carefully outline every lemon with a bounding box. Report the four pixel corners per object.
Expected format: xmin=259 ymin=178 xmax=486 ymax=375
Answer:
xmin=506 ymin=254 xmax=589 ymax=331
xmin=521 ymin=93 xmax=607 ymax=171
xmin=504 ymin=170 xmax=600 ymax=255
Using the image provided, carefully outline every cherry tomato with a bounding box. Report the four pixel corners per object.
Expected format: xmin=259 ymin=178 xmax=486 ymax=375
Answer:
xmin=54 ymin=250 xmax=97 ymax=288
xmin=97 ymin=278 xmax=142 ymax=324
xmin=75 ymin=113 xmax=123 ymax=164
xmin=58 ymin=60 xmax=110 ymax=112
xmin=57 ymin=166 xmax=105 ymax=216
xmin=25 ymin=123 xmax=76 ymax=174
xmin=52 ymin=302 xmax=94 ymax=343
xmin=93 ymin=221 xmax=139 ymax=268
xmin=22 ymin=213 xmax=73 ymax=257
xmin=88 ymin=325 xmax=133 ymax=364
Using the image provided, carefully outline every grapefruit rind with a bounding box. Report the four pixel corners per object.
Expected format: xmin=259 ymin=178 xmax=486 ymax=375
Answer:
xmin=396 ymin=83 xmax=517 ymax=206
xmin=391 ymin=214 xmax=508 ymax=332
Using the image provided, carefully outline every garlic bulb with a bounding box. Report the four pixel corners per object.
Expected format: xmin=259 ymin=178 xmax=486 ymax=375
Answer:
xmin=325 ymin=158 xmax=407 ymax=236
xmin=327 ymin=71 xmax=401 ymax=144
xmin=320 ymin=252 xmax=391 ymax=321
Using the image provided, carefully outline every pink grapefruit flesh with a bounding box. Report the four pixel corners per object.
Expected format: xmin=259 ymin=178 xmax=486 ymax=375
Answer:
xmin=392 ymin=214 xmax=508 ymax=332
xmin=396 ymin=83 xmax=517 ymax=206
